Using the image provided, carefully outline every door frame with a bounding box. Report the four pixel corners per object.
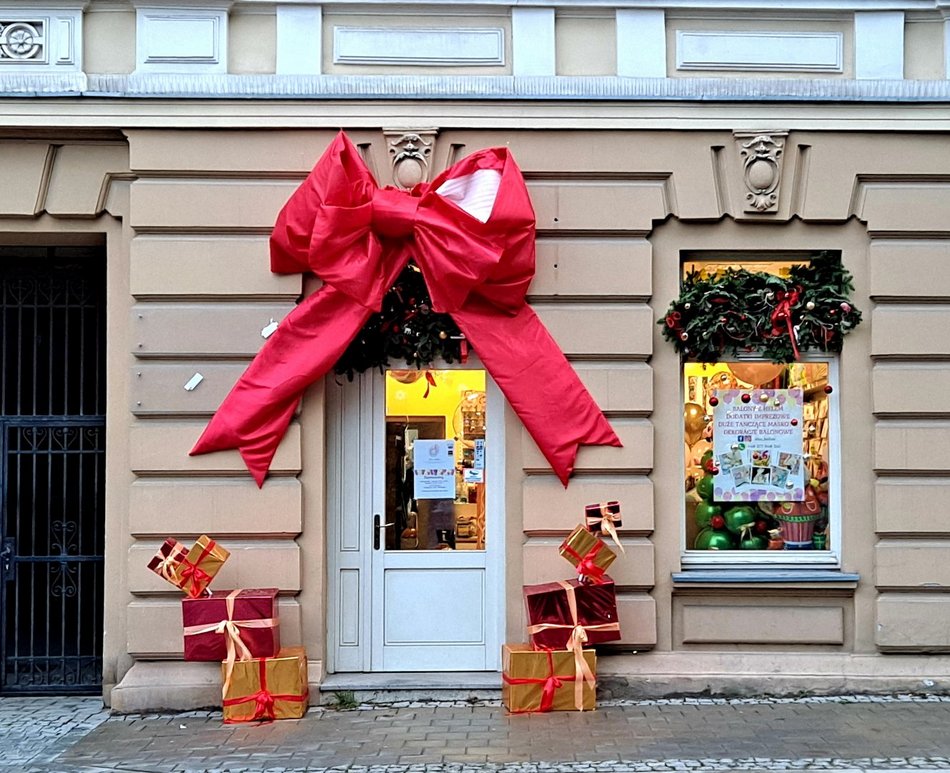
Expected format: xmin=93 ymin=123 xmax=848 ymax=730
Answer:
xmin=325 ymin=360 xmax=506 ymax=674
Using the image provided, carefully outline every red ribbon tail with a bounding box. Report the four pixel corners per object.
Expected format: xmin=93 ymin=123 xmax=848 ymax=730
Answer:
xmin=454 ymin=304 xmax=621 ymax=486
xmin=190 ymin=286 xmax=372 ymax=486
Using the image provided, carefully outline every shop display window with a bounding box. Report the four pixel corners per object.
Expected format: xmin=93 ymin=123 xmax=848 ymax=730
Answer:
xmin=384 ymin=368 xmax=487 ymax=551
xmin=679 ymin=256 xmax=841 ymax=564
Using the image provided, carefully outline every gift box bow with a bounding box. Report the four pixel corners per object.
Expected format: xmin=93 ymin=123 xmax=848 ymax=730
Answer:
xmin=190 ymin=130 xmax=621 ymax=488
xmin=153 ymin=540 xmax=188 ymax=585
xmin=525 ymin=579 xmax=616 ymax=709
xmin=222 ymin=657 xmax=307 ymax=724
xmin=561 ymin=538 xmax=613 ymax=584
xmin=183 ymin=589 xmax=278 ymax=697
xmin=503 ymin=647 xmax=595 ymax=713
xmin=584 ymin=501 xmax=625 ymax=554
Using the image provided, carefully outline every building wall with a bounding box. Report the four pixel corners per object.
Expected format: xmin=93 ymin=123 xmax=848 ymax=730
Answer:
xmin=5 ymin=0 xmax=950 ymax=708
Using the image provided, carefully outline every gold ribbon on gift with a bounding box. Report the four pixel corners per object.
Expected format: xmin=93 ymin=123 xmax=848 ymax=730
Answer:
xmin=525 ymin=580 xmax=608 ymax=710
xmin=591 ymin=505 xmax=625 ymax=554
xmin=156 ymin=542 xmax=188 ymax=584
xmin=182 ymin=589 xmax=278 ymax=697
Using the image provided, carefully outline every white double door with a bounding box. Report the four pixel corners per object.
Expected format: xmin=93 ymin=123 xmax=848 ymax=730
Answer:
xmin=326 ymin=366 xmax=504 ymax=673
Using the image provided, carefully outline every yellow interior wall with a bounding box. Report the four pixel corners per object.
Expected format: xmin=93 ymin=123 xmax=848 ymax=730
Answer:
xmin=385 ymin=369 xmax=486 ymax=440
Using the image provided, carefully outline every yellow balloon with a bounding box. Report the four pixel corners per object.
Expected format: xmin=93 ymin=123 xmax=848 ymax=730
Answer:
xmin=684 ymin=403 xmax=707 ymax=445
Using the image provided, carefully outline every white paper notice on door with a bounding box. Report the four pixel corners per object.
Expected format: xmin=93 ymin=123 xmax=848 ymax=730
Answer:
xmin=413 ymin=439 xmax=456 ymax=499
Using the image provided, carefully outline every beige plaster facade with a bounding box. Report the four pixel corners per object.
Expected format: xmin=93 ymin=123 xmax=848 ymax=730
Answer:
xmin=4 ymin=1 xmax=950 ymax=709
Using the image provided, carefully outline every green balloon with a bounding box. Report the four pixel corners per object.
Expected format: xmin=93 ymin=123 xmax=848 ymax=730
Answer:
xmin=706 ymin=530 xmax=736 ymax=550
xmin=739 ymin=534 xmax=768 ymax=550
xmin=696 ymin=474 xmax=715 ymax=501
xmin=724 ymin=505 xmax=756 ymax=535
xmin=700 ymin=449 xmax=714 ymax=466
xmin=694 ymin=501 xmax=721 ymax=529
xmin=694 ymin=528 xmax=713 ymax=550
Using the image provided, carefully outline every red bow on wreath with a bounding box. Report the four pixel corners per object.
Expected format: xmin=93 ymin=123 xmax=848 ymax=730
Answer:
xmin=770 ymin=287 xmax=801 ymax=360
xmin=191 ymin=132 xmax=621 ymax=486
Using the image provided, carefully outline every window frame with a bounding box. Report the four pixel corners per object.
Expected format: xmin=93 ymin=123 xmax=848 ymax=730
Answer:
xmin=679 ymin=351 xmax=842 ymax=570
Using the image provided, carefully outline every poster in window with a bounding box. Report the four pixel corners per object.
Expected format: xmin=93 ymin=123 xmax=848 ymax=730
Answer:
xmin=413 ymin=439 xmax=456 ymax=499
xmin=712 ymin=388 xmax=805 ymax=502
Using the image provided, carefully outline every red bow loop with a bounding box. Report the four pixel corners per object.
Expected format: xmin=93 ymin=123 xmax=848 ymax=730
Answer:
xmin=771 ymin=287 xmax=801 ymax=360
xmin=192 ymin=131 xmax=622 ymax=487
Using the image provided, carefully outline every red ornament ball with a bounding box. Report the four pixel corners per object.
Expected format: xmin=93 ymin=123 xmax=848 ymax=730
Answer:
xmin=790 ymin=418 xmax=799 ymax=426
xmin=840 ymin=302 xmax=851 ymax=313
xmin=711 ymin=466 xmax=720 ymax=475
xmin=709 ymin=396 xmax=719 ymax=406
xmin=710 ymin=514 xmax=726 ymax=530
xmin=824 ymin=384 xmax=834 ymax=394
xmin=741 ymin=393 xmax=751 ymax=403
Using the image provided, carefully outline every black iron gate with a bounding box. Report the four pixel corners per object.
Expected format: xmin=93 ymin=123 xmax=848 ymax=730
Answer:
xmin=0 ymin=247 xmax=105 ymax=693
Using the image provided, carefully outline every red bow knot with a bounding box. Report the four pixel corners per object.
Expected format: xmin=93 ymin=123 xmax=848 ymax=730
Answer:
xmin=252 ymin=689 xmax=276 ymax=721
xmin=771 ymin=288 xmax=801 ymax=360
xmin=179 ymin=561 xmax=211 ymax=597
xmin=191 ymin=131 xmax=620 ymax=486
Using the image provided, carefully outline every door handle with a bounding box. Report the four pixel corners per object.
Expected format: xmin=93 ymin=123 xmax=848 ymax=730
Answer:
xmin=373 ymin=514 xmax=395 ymax=550
xmin=0 ymin=537 xmax=15 ymax=582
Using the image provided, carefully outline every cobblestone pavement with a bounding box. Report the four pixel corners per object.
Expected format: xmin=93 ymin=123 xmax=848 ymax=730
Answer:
xmin=4 ymin=695 xmax=950 ymax=773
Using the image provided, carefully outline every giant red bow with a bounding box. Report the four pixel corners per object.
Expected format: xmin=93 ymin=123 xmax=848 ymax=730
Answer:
xmin=191 ymin=132 xmax=621 ymax=486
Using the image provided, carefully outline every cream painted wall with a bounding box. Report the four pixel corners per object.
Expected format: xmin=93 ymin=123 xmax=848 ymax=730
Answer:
xmin=230 ymin=10 xmax=277 ymax=74
xmin=556 ymin=14 xmax=615 ymax=76
xmin=84 ymin=7 xmax=136 ymax=74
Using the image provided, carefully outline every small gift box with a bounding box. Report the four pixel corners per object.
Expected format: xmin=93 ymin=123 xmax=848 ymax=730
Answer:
xmin=182 ymin=588 xmax=280 ymax=663
xmin=222 ymin=646 xmax=309 ymax=723
xmin=502 ymin=643 xmax=596 ymax=713
xmin=559 ymin=524 xmax=617 ymax=583
xmin=584 ymin=501 xmax=624 ymax=553
xmin=524 ymin=578 xmax=621 ymax=650
xmin=178 ymin=534 xmax=230 ymax=598
xmin=147 ymin=538 xmax=189 ymax=589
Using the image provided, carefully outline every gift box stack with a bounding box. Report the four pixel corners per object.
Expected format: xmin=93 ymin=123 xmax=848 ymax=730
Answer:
xmin=147 ymin=535 xmax=308 ymax=723
xmin=503 ymin=501 xmax=625 ymax=714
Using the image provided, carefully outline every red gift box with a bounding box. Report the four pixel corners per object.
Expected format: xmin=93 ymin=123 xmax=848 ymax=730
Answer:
xmin=524 ymin=578 xmax=621 ymax=650
xmin=182 ymin=588 xmax=280 ymax=665
xmin=584 ymin=501 xmax=624 ymax=553
xmin=147 ymin=538 xmax=189 ymax=589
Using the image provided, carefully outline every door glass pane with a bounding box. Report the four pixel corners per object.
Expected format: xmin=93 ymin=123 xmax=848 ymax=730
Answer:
xmin=385 ymin=369 xmax=486 ymax=551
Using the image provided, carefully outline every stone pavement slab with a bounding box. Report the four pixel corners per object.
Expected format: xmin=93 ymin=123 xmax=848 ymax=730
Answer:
xmin=4 ymin=695 xmax=950 ymax=772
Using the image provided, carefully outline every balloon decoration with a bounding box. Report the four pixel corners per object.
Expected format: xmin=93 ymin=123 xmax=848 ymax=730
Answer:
xmin=728 ymin=362 xmax=785 ymax=387
xmin=684 ymin=403 xmax=708 ymax=445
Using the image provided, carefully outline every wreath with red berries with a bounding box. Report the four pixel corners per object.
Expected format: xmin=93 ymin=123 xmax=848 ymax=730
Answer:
xmin=333 ymin=263 xmax=465 ymax=379
xmin=659 ymin=252 xmax=862 ymax=362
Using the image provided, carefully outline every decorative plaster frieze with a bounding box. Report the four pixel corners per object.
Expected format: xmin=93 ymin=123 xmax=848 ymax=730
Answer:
xmin=333 ymin=26 xmax=504 ymax=66
xmin=676 ymin=30 xmax=843 ymax=72
xmin=0 ymin=8 xmax=82 ymax=72
xmin=134 ymin=3 xmax=232 ymax=74
xmin=734 ymin=130 xmax=787 ymax=214
xmin=385 ymin=129 xmax=438 ymax=189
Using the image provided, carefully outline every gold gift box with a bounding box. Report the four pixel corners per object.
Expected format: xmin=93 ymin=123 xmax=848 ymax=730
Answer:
xmin=502 ymin=643 xmax=596 ymax=713
xmin=180 ymin=534 xmax=230 ymax=598
xmin=221 ymin=646 xmax=309 ymax=723
xmin=558 ymin=525 xmax=617 ymax=578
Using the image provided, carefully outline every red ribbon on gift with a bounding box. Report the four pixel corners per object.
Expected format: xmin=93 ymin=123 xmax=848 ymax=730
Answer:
xmin=190 ymin=131 xmax=620 ymax=487
xmin=503 ymin=648 xmax=590 ymax=713
xmin=561 ymin=541 xmax=609 ymax=584
xmin=223 ymin=658 xmax=307 ymax=724
xmin=770 ymin=287 xmax=801 ymax=360
xmin=179 ymin=540 xmax=216 ymax=599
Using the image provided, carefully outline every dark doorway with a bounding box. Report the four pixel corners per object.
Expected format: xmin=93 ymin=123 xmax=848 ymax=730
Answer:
xmin=0 ymin=246 xmax=106 ymax=694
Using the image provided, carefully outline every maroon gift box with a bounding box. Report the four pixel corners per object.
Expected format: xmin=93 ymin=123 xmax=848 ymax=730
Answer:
xmin=584 ymin=501 xmax=622 ymax=533
xmin=524 ymin=578 xmax=621 ymax=650
xmin=182 ymin=588 xmax=280 ymax=662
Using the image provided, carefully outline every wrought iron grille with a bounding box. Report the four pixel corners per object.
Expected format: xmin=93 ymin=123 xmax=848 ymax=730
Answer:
xmin=1 ymin=247 xmax=105 ymax=694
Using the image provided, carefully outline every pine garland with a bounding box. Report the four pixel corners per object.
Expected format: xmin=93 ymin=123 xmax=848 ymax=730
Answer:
xmin=334 ymin=263 xmax=464 ymax=379
xmin=658 ymin=252 xmax=862 ymax=362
